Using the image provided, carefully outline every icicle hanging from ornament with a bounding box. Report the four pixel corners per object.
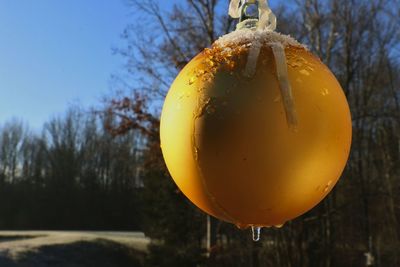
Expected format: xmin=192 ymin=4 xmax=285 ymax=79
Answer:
xmin=160 ymin=0 xmax=352 ymax=241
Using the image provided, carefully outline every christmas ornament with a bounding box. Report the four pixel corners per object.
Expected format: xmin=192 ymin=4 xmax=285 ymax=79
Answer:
xmin=160 ymin=0 xmax=352 ymax=240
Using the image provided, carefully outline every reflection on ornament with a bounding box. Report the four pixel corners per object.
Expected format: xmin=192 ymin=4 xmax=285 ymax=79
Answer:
xmin=160 ymin=0 xmax=352 ymax=239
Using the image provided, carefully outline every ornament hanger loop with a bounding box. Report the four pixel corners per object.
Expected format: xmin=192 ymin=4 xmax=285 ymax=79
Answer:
xmin=229 ymin=0 xmax=277 ymax=31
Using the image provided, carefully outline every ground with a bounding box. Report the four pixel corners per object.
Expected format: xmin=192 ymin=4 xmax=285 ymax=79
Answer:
xmin=0 ymin=231 xmax=150 ymax=267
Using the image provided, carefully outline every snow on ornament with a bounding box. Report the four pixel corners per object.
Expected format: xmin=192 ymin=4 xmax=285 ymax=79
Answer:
xmin=160 ymin=0 xmax=352 ymax=240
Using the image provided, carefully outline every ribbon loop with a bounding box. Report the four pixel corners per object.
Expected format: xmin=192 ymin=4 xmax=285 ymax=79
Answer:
xmin=229 ymin=0 xmax=277 ymax=31
xmin=257 ymin=0 xmax=276 ymax=31
xmin=229 ymin=0 xmax=241 ymax=18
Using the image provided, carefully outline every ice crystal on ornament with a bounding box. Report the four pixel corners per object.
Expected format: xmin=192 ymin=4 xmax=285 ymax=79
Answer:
xmin=215 ymin=29 xmax=306 ymax=51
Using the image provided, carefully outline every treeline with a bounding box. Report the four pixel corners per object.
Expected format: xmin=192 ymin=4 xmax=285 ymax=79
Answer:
xmin=110 ymin=0 xmax=400 ymax=266
xmin=0 ymin=108 xmax=145 ymax=230
xmin=1 ymin=0 xmax=399 ymax=266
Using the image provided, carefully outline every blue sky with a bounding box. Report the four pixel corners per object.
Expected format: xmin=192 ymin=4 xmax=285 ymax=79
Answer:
xmin=0 ymin=1 xmax=160 ymax=129
xmin=0 ymin=1 xmax=282 ymax=130
xmin=0 ymin=1 xmax=131 ymax=129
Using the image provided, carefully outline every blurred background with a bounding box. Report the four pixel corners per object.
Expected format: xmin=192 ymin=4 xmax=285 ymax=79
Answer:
xmin=0 ymin=0 xmax=399 ymax=266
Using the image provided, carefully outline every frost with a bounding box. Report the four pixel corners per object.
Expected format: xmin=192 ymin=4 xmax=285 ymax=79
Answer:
xmin=215 ymin=29 xmax=307 ymax=51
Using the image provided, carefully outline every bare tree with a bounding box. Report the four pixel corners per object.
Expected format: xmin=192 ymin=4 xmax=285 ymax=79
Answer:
xmin=106 ymin=0 xmax=400 ymax=266
xmin=0 ymin=119 xmax=26 ymax=183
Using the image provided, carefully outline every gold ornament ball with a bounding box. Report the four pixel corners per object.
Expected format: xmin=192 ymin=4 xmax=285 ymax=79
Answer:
xmin=160 ymin=32 xmax=352 ymax=227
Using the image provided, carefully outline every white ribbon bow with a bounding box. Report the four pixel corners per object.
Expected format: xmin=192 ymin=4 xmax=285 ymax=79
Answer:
xmin=229 ymin=0 xmax=277 ymax=31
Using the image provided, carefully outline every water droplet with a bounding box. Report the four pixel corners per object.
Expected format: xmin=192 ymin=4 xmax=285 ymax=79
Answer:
xmin=189 ymin=76 xmax=197 ymax=85
xmin=194 ymin=97 xmax=211 ymax=118
xmin=206 ymin=59 xmax=215 ymax=67
xmin=324 ymin=181 xmax=333 ymax=192
xmin=194 ymin=147 xmax=199 ymax=161
xmin=321 ymin=88 xmax=329 ymax=96
xmin=202 ymin=73 xmax=214 ymax=83
xmin=306 ymin=66 xmax=315 ymax=72
xmin=299 ymin=69 xmax=310 ymax=76
xmin=294 ymin=61 xmax=303 ymax=67
xmin=273 ymin=95 xmax=281 ymax=103
xmin=289 ymin=124 xmax=299 ymax=133
xmin=296 ymin=78 xmax=303 ymax=83
xmin=288 ymin=60 xmax=302 ymax=69
xmin=251 ymin=226 xmax=262 ymax=242
xmin=206 ymin=105 xmax=216 ymax=114
xmin=236 ymin=223 xmax=249 ymax=230
xmin=195 ymin=69 xmax=205 ymax=76
xmin=178 ymin=92 xmax=190 ymax=99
